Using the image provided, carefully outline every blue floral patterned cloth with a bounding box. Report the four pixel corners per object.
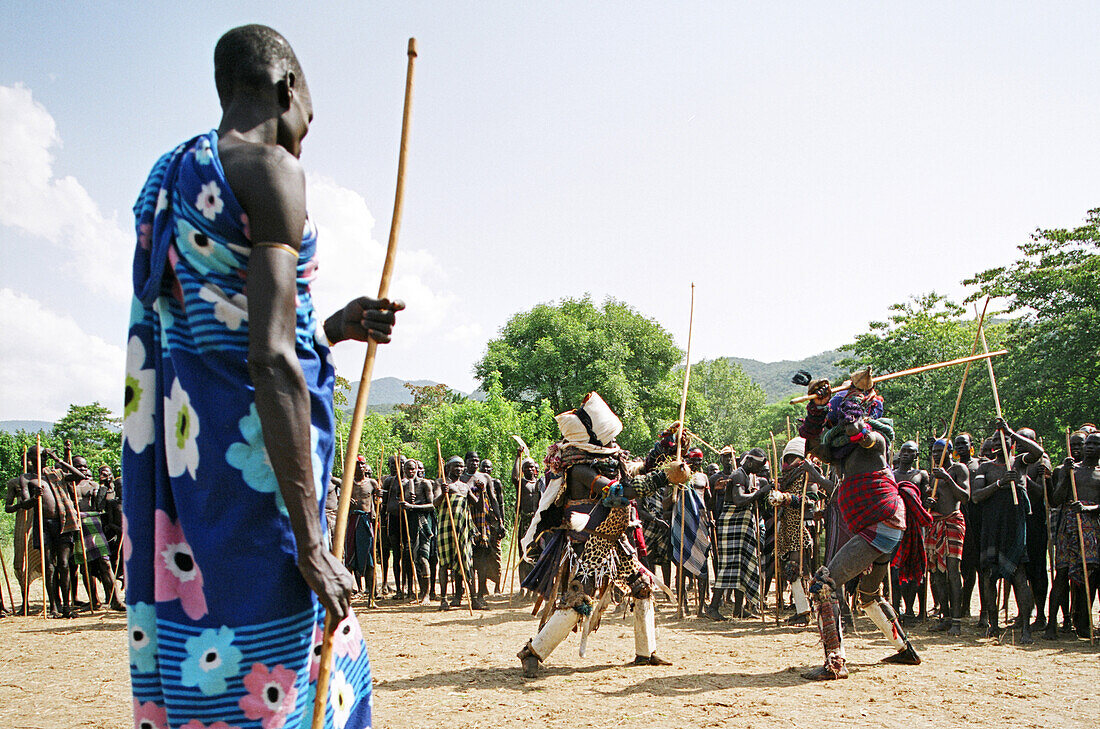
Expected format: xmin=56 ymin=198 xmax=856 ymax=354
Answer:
xmin=122 ymin=131 xmax=372 ymax=729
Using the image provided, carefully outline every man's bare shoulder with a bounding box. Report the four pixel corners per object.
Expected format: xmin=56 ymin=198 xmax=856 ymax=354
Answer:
xmin=218 ymin=140 xmax=304 ymax=215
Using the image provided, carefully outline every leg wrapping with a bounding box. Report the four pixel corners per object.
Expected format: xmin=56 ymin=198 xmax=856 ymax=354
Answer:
xmin=811 ymin=571 xmax=846 ymax=669
xmin=860 ymin=592 xmax=907 ymax=650
xmin=633 ymin=596 xmax=657 ymax=657
xmin=530 ymin=608 xmax=581 ymax=661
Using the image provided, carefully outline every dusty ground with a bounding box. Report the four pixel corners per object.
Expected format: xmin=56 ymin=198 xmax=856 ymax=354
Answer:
xmin=1 ymin=590 xmax=1098 ymax=729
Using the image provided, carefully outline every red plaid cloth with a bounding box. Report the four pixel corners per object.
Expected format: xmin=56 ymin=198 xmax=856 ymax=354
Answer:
xmin=891 ymin=480 xmax=932 ymax=584
xmin=924 ymin=510 xmax=965 ymax=572
xmin=837 ymin=469 xmax=903 ymax=537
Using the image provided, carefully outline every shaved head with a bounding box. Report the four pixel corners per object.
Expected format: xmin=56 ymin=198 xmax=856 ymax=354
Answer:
xmin=214 ymin=24 xmax=303 ymax=103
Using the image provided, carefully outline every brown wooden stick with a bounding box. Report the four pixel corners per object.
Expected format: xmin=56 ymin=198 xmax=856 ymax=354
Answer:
xmin=682 ymin=428 xmax=720 ymax=455
xmin=977 ymin=316 xmax=1018 ymax=506
xmin=1065 ymin=427 xmax=1095 ymax=645
xmin=21 ymin=447 xmax=29 ymax=616
xmin=769 ymin=432 xmax=780 ymax=624
xmin=789 ymin=349 xmax=1006 ymax=404
xmin=675 ymin=283 xmax=695 ymax=615
xmin=312 ymin=37 xmax=418 ymax=729
xmin=36 ymin=436 xmax=46 ymax=616
xmin=751 ymin=499 xmax=767 ymax=623
xmin=930 ymin=297 xmax=991 ymax=499
xmin=69 ymin=482 xmax=95 ymax=608
xmin=437 ymin=439 xmax=474 ymax=615
xmin=374 ymin=445 xmax=384 ymax=602
xmin=506 ymin=440 xmax=528 ymax=608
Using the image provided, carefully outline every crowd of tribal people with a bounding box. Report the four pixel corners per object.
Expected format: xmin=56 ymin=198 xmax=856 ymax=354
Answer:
xmin=3 ymin=370 xmax=1098 ymax=682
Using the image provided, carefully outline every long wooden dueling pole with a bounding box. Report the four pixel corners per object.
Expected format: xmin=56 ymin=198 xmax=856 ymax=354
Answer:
xmin=789 ymin=349 xmax=1006 ymax=404
xmin=929 ymin=297 xmax=991 ymax=500
xmin=1065 ymin=428 xmax=1095 ymax=645
xmin=769 ymin=432 xmax=781 ymax=624
xmin=312 ymin=38 xmax=417 ymax=729
xmin=21 ymin=446 xmax=29 ymax=616
xmin=36 ymin=436 xmax=46 ymax=616
xmin=675 ymin=284 xmax=695 ymax=615
xmin=437 ymin=439 xmax=474 ymax=615
xmin=977 ymin=314 xmax=1018 ymax=506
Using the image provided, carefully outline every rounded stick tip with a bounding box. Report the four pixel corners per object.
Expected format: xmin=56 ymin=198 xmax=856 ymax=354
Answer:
xmin=408 ymin=38 xmax=417 ymax=56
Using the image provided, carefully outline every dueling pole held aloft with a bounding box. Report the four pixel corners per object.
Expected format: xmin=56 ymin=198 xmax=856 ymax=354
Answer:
xmin=789 ymin=349 xmax=1007 ymax=404
xmin=675 ymin=283 xmax=695 ymax=616
xmin=36 ymin=435 xmax=47 ymax=616
xmin=1065 ymin=428 xmax=1095 ymax=645
xmin=930 ymin=296 xmax=991 ymax=500
xmin=312 ymin=37 xmax=418 ymax=729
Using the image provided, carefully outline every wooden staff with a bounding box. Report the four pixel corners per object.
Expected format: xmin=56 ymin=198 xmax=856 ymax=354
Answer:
xmin=0 ymin=532 xmax=13 ymax=613
xmin=436 ymin=439 xmax=474 ymax=615
xmin=977 ymin=314 xmax=1018 ymax=506
xmin=675 ymin=283 xmax=696 ymax=616
xmin=312 ymin=37 xmax=418 ymax=729
xmin=374 ymin=445 xmax=384 ymax=601
xmin=930 ymin=297 xmax=991 ymax=499
xmin=506 ymin=438 xmax=528 ymax=608
xmin=797 ymin=471 xmax=809 ymax=589
xmin=786 ymin=415 xmax=792 ymax=442
xmin=1065 ymin=427 xmax=1095 ymax=645
xmin=36 ymin=436 xmax=46 ymax=616
xmin=682 ymin=428 xmax=720 ymax=455
xmin=790 ymin=350 xmax=1006 ymax=404
xmin=751 ymin=497 xmax=767 ymax=623
xmin=769 ymin=432 xmax=781 ymax=624
xmin=21 ymin=446 xmax=30 ymax=616
xmin=1038 ymin=437 xmax=1055 ymax=585
xmin=396 ymin=452 xmax=417 ymax=600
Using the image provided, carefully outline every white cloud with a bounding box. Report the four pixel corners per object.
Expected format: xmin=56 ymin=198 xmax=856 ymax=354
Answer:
xmin=0 ymin=288 xmax=125 ymax=421
xmin=0 ymin=84 xmax=129 ymax=300
xmin=305 ymin=173 xmax=463 ymax=379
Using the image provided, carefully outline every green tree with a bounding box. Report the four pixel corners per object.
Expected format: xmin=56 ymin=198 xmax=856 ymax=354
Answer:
xmin=965 ymin=207 xmax=1100 ymax=448
xmin=51 ymin=402 xmax=121 ymax=473
xmin=748 ymin=400 xmax=808 ymax=454
xmin=687 ymin=358 xmax=766 ymax=453
xmin=475 ymin=295 xmax=685 ymax=453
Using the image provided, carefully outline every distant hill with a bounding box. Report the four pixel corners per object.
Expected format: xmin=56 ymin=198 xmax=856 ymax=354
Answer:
xmin=343 ymin=377 xmax=481 ymax=413
xmin=0 ymin=420 xmax=54 ymax=434
xmin=728 ymin=350 xmax=846 ymax=403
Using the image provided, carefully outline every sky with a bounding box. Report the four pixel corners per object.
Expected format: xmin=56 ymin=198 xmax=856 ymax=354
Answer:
xmin=2 ymin=2 xmax=1099 ymax=421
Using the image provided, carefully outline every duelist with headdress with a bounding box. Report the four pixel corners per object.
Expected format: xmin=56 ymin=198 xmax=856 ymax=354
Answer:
xmin=517 ymin=393 xmax=690 ymax=677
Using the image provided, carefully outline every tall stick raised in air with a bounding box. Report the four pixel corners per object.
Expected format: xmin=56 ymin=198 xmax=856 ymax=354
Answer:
xmin=312 ymin=38 xmax=417 ymax=729
xmin=1065 ymin=428 xmax=1095 ymax=645
xmin=675 ymin=283 xmax=695 ymax=617
xmin=930 ymin=296 xmax=990 ymax=500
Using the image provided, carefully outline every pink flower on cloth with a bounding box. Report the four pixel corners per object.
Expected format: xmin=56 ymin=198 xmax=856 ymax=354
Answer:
xmin=180 ymin=721 xmax=240 ymax=729
xmin=154 ymin=509 xmax=207 ymax=620
xmin=332 ymin=612 xmax=363 ymax=660
xmin=133 ymin=699 xmax=169 ymax=729
xmin=308 ymin=623 xmax=324 ymax=682
xmin=240 ymin=663 xmax=299 ymax=729
xmin=138 ymin=222 xmax=152 ymax=250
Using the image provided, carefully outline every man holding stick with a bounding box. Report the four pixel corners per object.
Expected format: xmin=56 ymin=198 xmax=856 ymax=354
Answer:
xmin=970 ymin=420 xmax=1042 ymax=643
xmin=924 ymin=439 xmax=969 ymax=636
xmin=1048 ymin=431 xmax=1100 ymax=639
xmin=797 ymin=369 xmax=925 ymax=679
xmin=122 ymin=25 xmax=402 ymax=729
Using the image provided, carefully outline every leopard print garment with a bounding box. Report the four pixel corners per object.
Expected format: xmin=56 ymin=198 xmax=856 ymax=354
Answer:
xmin=778 ymin=475 xmax=813 ymax=556
xmin=575 ymin=505 xmax=643 ymax=590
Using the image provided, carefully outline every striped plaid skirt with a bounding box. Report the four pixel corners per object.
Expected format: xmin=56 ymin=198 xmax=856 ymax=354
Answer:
xmin=713 ymin=506 xmax=761 ymax=606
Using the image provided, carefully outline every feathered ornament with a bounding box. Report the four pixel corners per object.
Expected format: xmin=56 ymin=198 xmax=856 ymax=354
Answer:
xmin=792 ymin=370 xmax=813 ymax=387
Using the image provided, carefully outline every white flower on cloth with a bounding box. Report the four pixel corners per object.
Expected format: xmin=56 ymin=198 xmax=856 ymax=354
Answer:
xmin=155 ymin=188 xmax=169 ymax=216
xmin=195 ymin=181 xmax=224 ymax=221
xmin=198 ymin=283 xmax=248 ymax=331
xmin=164 ymin=378 xmax=200 ymax=479
xmin=123 ymin=335 xmax=156 ymax=454
xmin=329 ymin=670 xmax=356 ymax=729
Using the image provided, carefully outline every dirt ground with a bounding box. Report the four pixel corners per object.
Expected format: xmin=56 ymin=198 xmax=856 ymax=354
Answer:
xmin=1 ymin=589 xmax=1098 ymax=729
